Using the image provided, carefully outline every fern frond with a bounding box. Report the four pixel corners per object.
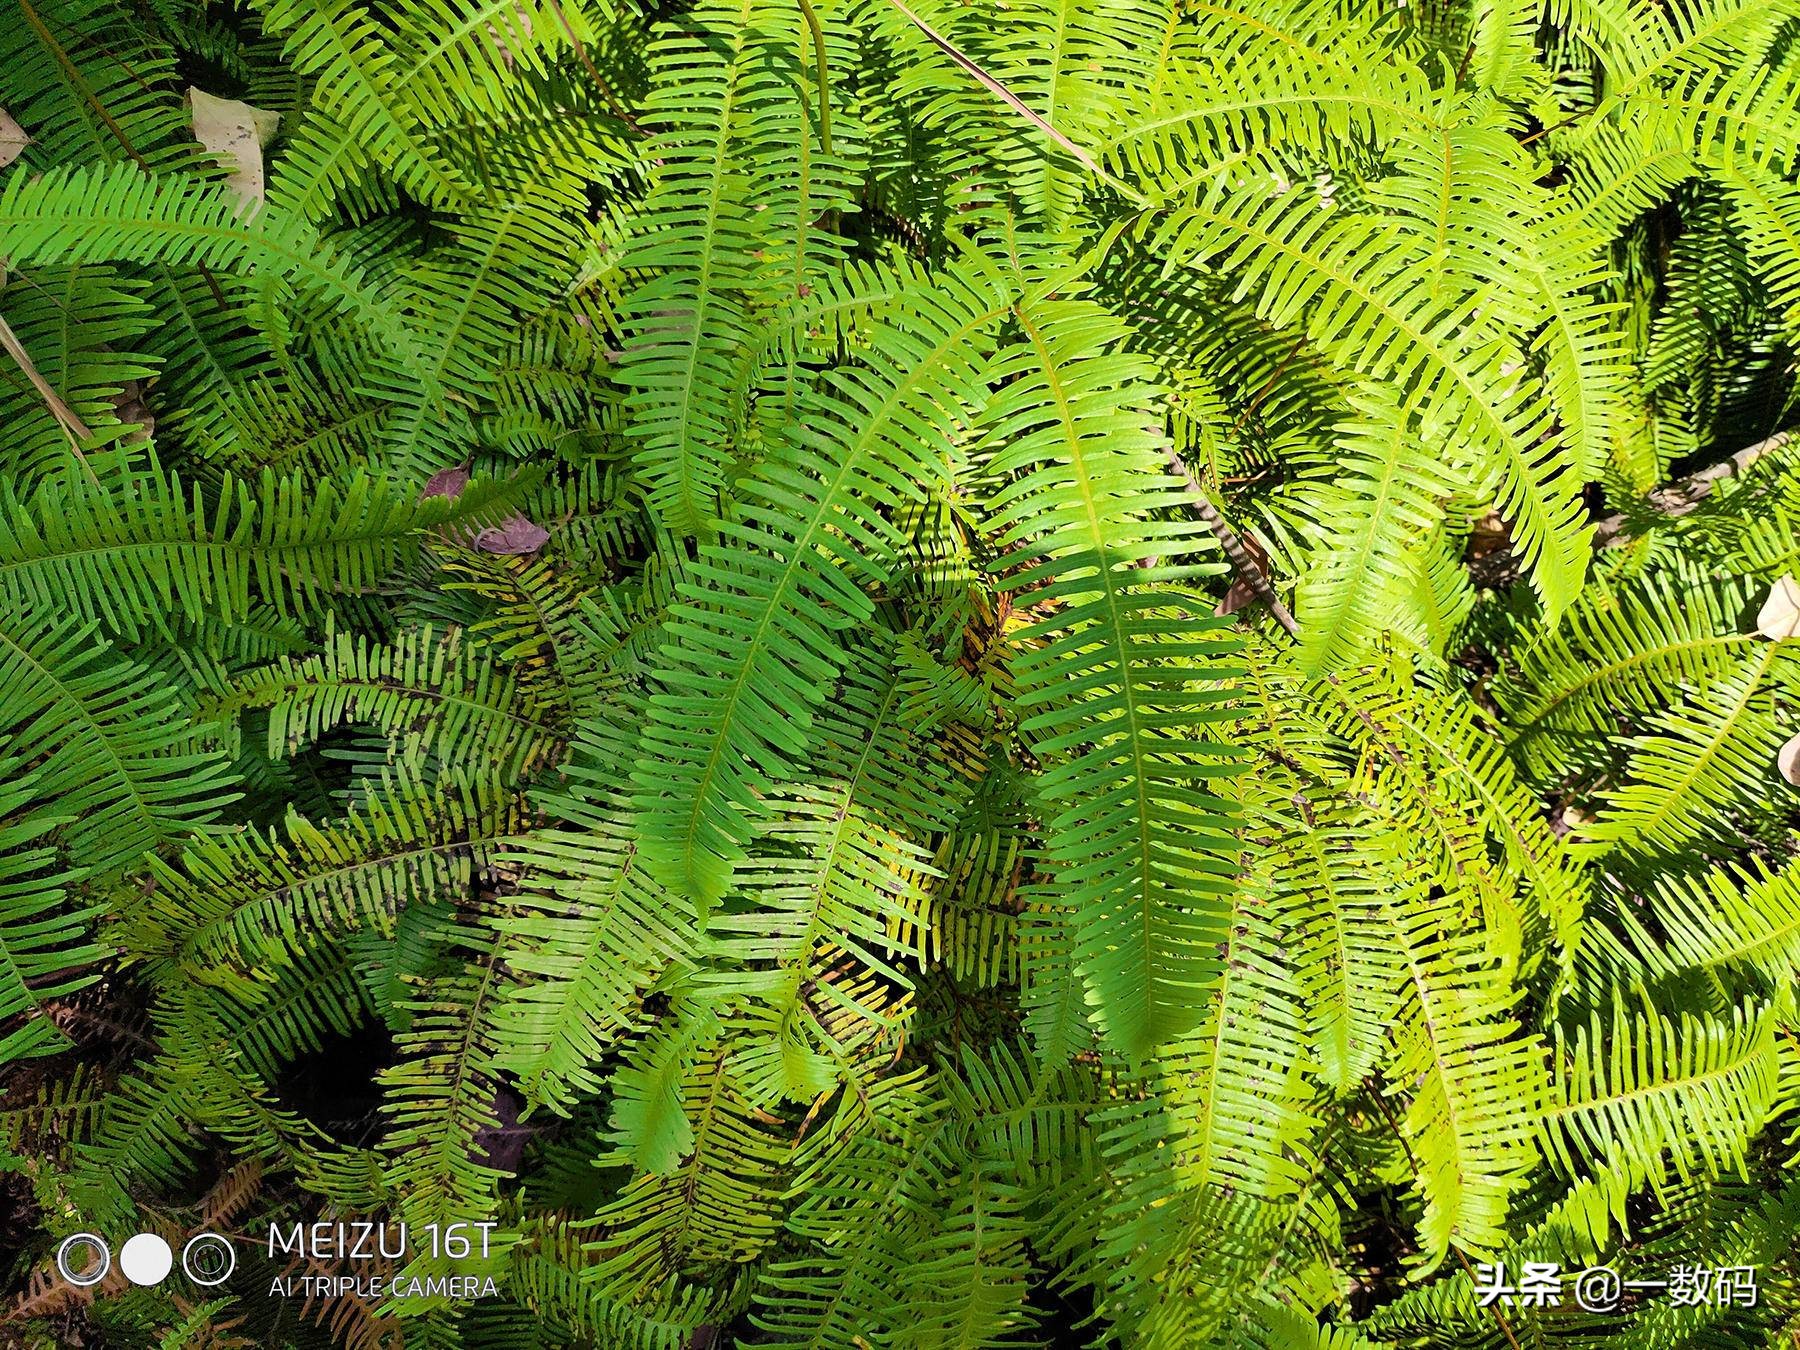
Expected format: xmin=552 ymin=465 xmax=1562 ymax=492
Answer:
xmin=490 ymin=816 xmax=697 ymax=1115
xmin=620 ymin=0 xmax=849 ymax=535
xmin=1495 ymin=574 xmax=1757 ymax=780
xmin=1380 ymin=881 xmax=1546 ymax=1268
xmin=1156 ymin=184 xmax=1593 ymax=615
xmin=0 ymin=615 xmax=235 ymax=877
xmin=585 ymin=1037 xmax=794 ymax=1299
xmin=1720 ymin=162 xmax=1800 ymax=340
xmin=0 ymin=462 xmax=524 ymax=638
xmin=1270 ymin=812 xmax=1411 ymax=1094
xmin=702 ymin=652 xmax=945 ymax=1104
xmin=0 ymin=0 xmax=199 ymax=175
xmin=1578 ymin=642 xmax=1787 ymax=858
xmin=0 ymin=164 xmax=415 ymax=354
xmin=119 ymin=768 xmax=530 ymax=976
xmin=212 ymin=624 xmax=566 ymax=780
xmin=1288 ymin=388 xmax=1464 ymax=674
xmin=988 ymin=279 xmax=1242 ymax=1060
xmin=629 ymin=256 xmax=1008 ymax=909
xmin=1631 ymin=856 xmax=1800 ymax=986
xmin=1541 ymin=998 xmax=1780 ymax=1215
xmin=0 ymin=763 xmax=101 ymax=1064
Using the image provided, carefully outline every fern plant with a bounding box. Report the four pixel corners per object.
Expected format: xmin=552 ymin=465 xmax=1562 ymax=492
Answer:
xmin=2 ymin=0 xmax=1799 ymax=1345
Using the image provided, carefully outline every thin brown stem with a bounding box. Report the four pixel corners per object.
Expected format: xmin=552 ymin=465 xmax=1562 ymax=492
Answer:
xmin=17 ymin=0 xmax=149 ymax=170
xmin=544 ymin=0 xmax=643 ymax=134
xmin=1593 ymin=431 xmax=1791 ymax=548
xmin=882 ymin=0 xmax=1147 ymax=205
xmin=1230 ymin=335 xmax=1306 ymax=434
xmin=1164 ymin=445 xmax=1300 ymax=635
xmin=0 ymin=311 xmax=100 ymax=482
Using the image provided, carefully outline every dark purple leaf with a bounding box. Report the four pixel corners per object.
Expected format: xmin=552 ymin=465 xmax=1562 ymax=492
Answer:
xmin=473 ymin=514 xmax=550 ymax=555
xmin=421 ymin=465 xmax=470 ymax=500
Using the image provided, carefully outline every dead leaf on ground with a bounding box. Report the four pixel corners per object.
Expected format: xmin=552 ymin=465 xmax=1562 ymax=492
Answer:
xmin=1558 ymin=804 xmax=1594 ymax=836
xmin=1756 ymin=575 xmax=1800 ymax=640
xmin=188 ymin=88 xmax=278 ymax=210
xmin=420 ymin=464 xmax=472 ymax=500
xmin=0 ymin=108 xmax=30 ymax=168
xmin=474 ymin=514 xmax=551 ymax=555
xmin=421 ymin=463 xmax=549 ymax=554
xmin=112 ymin=380 xmax=154 ymax=442
xmin=1468 ymin=509 xmax=1510 ymax=559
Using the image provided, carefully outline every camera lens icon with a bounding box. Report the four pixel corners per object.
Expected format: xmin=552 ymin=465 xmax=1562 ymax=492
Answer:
xmin=55 ymin=1233 xmax=110 ymax=1287
xmin=182 ymin=1232 xmax=236 ymax=1287
xmin=56 ymin=1230 xmax=235 ymax=1289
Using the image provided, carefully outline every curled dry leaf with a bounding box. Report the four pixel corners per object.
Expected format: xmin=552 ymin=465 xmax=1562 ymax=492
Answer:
xmin=0 ymin=108 xmax=29 ymax=168
xmin=1756 ymin=574 xmax=1800 ymax=640
xmin=1780 ymin=731 xmax=1800 ymax=786
xmin=188 ymin=89 xmax=278 ymax=210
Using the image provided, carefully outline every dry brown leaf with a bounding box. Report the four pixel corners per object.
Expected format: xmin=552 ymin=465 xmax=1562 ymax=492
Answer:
xmin=474 ymin=514 xmax=551 ymax=554
xmin=111 ymin=379 xmax=154 ymax=443
xmin=1756 ymin=575 xmax=1800 ymax=640
xmin=1468 ymin=509 xmax=1510 ymax=559
xmin=188 ymin=88 xmax=278 ymax=210
xmin=0 ymin=108 xmax=30 ymax=168
xmin=1558 ymin=804 xmax=1595 ymax=836
xmin=1780 ymin=731 xmax=1800 ymax=786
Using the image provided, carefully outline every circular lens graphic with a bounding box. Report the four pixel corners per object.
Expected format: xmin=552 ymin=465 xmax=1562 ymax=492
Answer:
xmin=119 ymin=1233 xmax=173 ymax=1286
xmin=182 ymin=1232 xmax=237 ymax=1287
xmin=56 ymin=1233 xmax=111 ymax=1287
